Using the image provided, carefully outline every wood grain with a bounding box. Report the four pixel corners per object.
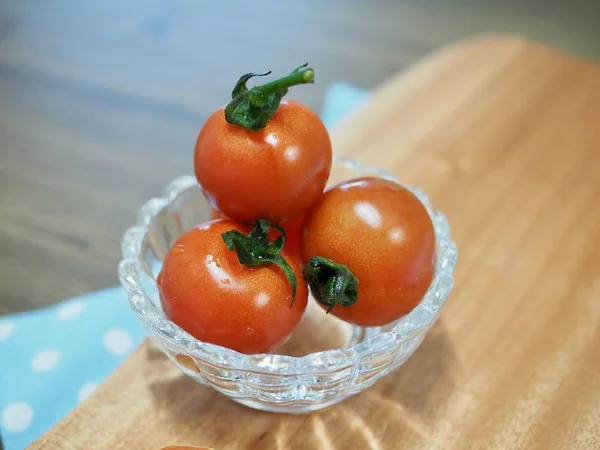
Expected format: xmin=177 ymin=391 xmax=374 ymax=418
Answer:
xmin=31 ymin=37 xmax=600 ymax=449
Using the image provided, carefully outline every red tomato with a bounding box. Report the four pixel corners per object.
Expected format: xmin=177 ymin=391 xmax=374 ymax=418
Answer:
xmin=157 ymin=220 xmax=308 ymax=354
xmin=301 ymin=177 xmax=436 ymax=327
xmin=194 ymin=100 xmax=332 ymax=224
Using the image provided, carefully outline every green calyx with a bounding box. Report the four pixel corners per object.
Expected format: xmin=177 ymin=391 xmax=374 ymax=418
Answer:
xmin=224 ymin=63 xmax=315 ymax=131
xmin=222 ymin=219 xmax=297 ymax=304
xmin=302 ymin=256 xmax=359 ymax=313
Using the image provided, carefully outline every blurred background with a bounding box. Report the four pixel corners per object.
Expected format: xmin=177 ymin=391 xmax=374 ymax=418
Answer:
xmin=1 ymin=0 xmax=599 ymax=315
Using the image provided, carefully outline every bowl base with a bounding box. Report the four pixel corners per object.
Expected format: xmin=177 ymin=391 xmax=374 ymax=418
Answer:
xmin=233 ymin=392 xmax=357 ymax=413
xmin=275 ymin=297 xmax=382 ymax=357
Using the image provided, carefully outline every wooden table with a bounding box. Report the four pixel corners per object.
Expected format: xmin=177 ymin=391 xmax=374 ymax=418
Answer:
xmin=32 ymin=37 xmax=600 ymax=449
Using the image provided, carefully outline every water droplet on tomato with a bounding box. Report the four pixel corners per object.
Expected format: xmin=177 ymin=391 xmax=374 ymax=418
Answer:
xmin=206 ymin=254 xmax=237 ymax=288
xmin=265 ymin=133 xmax=278 ymax=147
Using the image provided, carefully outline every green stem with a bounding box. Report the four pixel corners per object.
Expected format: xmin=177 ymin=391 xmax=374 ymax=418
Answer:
xmin=302 ymin=257 xmax=359 ymax=313
xmin=253 ymin=66 xmax=314 ymax=96
xmin=222 ymin=219 xmax=297 ymax=304
xmin=224 ymin=64 xmax=314 ymax=131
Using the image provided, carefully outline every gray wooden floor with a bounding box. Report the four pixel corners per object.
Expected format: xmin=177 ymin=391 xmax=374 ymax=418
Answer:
xmin=0 ymin=0 xmax=599 ymax=314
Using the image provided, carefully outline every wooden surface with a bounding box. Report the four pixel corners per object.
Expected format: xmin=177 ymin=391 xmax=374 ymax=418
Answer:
xmin=32 ymin=37 xmax=600 ymax=449
xmin=2 ymin=0 xmax=600 ymax=315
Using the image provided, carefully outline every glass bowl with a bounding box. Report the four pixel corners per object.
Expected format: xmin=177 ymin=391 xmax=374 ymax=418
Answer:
xmin=118 ymin=157 xmax=457 ymax=413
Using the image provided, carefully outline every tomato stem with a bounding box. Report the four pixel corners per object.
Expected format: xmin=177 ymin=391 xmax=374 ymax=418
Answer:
xmin=222 ymin=219 xmax=297 ymax=304
xmin=302 ymin=257 xmax=359 ymax=313
xmin=224 ymin=64 xmax=314 ymax=131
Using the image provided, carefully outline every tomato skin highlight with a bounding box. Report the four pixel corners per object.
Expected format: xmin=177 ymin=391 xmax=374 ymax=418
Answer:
xmin=157 ymin=220 xmax=308 ymax=354
xmin=301 ymin=177 xmax=436 ymax=327
xmin=194 ymin=100 xmax=332 ymax=224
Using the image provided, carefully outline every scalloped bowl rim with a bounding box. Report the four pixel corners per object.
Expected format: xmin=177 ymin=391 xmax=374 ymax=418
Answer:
xmin=119 ymin=156 xmax=457 ymax=375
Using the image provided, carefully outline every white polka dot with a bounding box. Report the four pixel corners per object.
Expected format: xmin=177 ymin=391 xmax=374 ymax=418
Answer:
xmin=0 ymin=321 xmax=15 ymax=342
xmin=78 ymin=382 xmax=99 ymax=402
xmin=2 ymin=402 xmax=34 ymax=433
xmin=31 ymin=349 xmax=62 ymax=372
xmin=103 ymin=328 xmax=133 ymax=355
xmin=56 ymin=301 xmax=84 ymax=321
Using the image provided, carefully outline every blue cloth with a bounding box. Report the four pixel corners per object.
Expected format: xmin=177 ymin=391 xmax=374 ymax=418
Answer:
xmin=0 ymin=81 xmax=369 ymax=450
xmin=321 ymin=81 xmax=370 ymax=128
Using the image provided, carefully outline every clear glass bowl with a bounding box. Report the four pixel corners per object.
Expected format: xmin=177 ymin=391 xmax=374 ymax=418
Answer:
xmin=118 ymin=157 xmax=457 ymax=413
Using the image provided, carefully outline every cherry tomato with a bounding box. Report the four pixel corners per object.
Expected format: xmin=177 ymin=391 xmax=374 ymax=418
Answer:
xmin=157 ymin=220 xmax=308 ymax=354
xmin=301 ymin=177 xmax=435 ymax=327
xmin=194 ymin=99 xmax=332 ymax=224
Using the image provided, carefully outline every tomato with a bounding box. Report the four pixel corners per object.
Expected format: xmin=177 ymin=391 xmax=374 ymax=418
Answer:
xmin=157 ymin=219 xmax=308 ymax=354
xmin=195 ymin=100 xmax=331 ymax=224
xmin=301 ymin=177 xmax=436 ymax=327
xmin=194 ymin=66 xmax=331 ymax=224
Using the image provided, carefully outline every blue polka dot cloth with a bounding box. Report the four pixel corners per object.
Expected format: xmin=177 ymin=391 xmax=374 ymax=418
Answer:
xmin=0 ymin=82 xmax=369 ymax=450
